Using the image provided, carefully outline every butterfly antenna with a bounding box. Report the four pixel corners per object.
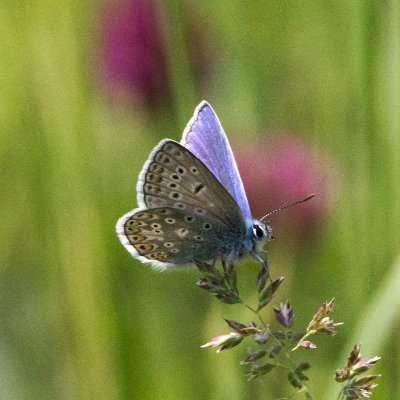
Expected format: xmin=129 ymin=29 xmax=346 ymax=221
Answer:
xmin=259 ymin=194 xmax=316 ymax=223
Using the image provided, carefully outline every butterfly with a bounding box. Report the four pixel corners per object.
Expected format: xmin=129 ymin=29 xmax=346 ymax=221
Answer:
xmin=116 ymin=101 xmax=273 ymax=271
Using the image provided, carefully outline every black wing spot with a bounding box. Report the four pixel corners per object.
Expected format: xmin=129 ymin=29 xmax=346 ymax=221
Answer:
xmin=171 ymin=192 xmax=181 ymax=199
xmin=176 ymin=166 xmax=186 ymax=175
xmin=171 ymin=174 xmax=180 ymax=181
xmin=193 ymin=182 xmax=205 ymax=194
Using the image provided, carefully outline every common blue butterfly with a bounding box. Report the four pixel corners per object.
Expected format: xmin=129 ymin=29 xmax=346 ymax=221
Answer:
xmin=116 ymin=101 xmax=277 ymax=270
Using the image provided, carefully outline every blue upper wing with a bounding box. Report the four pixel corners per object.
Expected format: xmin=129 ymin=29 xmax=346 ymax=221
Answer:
xmin=180 ymin=101 xmax=252 ymax=226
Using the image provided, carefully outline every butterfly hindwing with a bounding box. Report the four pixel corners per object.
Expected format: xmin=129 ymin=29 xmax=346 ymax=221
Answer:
xmin=118 ymin=207 xmax=237 ymax=267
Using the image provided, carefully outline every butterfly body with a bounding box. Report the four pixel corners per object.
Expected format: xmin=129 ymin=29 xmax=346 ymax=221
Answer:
xmin=116 ymin=102 xmax=272 ymax=269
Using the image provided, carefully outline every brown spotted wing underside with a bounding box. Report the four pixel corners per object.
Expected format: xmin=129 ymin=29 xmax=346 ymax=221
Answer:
xmin=116 ymin=140 xmax=248 ymax=268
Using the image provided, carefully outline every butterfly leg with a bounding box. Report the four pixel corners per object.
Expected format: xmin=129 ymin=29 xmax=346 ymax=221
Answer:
xmin=251 ymin=252 xmax=271 ymax=281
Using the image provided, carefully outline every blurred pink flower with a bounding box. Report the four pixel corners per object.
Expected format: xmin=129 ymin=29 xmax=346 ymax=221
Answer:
xmin=95 ymin=1 xmax=211 ymax=108
xmin=235 ymin=134 xmax=337 ymax=244
xmin=96 ymin=0 xmax=169 ymax=107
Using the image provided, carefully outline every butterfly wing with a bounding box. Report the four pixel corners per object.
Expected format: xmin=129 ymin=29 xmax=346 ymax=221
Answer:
xmin=116 ymin=140 xmax=249 ymax=269
xmin=136 ymin=140 xmax=246 ymax=229
xmin=116 ymin=207 xmax=238 ymax=269
xmin=181 ymin=101 xmax=252 ymax=226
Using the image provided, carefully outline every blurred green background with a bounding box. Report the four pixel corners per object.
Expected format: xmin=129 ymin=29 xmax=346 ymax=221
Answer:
xmin=1 ymin=1 xmax=399 ymax=399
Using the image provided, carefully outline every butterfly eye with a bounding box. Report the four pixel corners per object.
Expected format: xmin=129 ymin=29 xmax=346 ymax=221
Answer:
xmin=253 ymin=224 xmax=265 ymax=239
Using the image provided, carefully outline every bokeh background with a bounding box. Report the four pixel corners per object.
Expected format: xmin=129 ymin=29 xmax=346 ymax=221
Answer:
xmin=1 ymin=1 xmax=399 ymax=399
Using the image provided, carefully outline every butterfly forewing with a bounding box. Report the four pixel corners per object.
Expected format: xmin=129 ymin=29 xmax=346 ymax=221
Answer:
xmin=138 ymin=140 xmax=246 ymax=231
xmin=121 ymin=207 xmax=237 ymax=265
